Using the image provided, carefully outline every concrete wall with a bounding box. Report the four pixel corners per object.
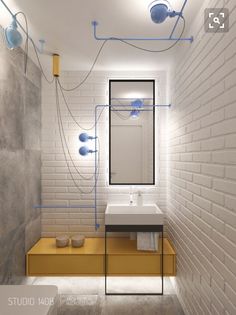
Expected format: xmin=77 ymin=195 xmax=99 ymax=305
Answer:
xmin=0 ymin=32 xmax=41 ymax=284
xmin=168 ymin=1 xmax=236 ymax=314
xmin=41 ymin=71 xmax=168 ymax=237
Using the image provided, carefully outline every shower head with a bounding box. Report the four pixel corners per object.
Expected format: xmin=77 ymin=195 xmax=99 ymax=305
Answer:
xmin=4 ymin=16 xmax=23 ymax=49
xmin=149 ymin=0 xmax=181 ymax=24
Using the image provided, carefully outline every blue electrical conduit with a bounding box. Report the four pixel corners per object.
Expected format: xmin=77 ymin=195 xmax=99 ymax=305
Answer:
xmin=169 ymin=0 xmax=188 ymax=39
xmin=111 ymin=97 xmax=153 ymax=100
xmin=108 ymin=104 xmax=171 ymax=107
xmin=35 ymin=103 xmax=171 ymax=230
xmin=92 ymin=20 xmax=193 ymax=42
xmin=92 ymin=0 xmax=193 ymax=43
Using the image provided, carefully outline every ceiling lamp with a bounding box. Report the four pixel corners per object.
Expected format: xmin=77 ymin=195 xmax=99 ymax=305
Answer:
xmin=92 ymin=0 xmax=193 ymax=43
xmin=5 ymin=15 xmax=23 ymax=49
xmin=149 ymin=0 xmax=181 ymax=24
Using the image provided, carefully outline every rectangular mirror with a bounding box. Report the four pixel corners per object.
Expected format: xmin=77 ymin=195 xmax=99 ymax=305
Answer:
xmin=109 ymin=80 xmax=155 ymax=185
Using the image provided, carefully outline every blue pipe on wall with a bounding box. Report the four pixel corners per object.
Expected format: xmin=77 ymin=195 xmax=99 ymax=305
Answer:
xmin=169 ymin=0 xmax=188 ymax=39
xmin=34 ymin=103 xmax=171 ymax=229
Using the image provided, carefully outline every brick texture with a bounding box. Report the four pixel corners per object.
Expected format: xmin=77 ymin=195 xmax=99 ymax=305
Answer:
xmin=41 ymin=71 xmax=168 ymax=237
xmin=168 ymin=1 xmax=236 ymax=314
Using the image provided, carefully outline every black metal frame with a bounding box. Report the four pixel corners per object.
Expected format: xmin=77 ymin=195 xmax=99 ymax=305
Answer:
xmin=108 ymin=79 xmax=156 ymax=186
xmin=104 ymin=224 xmax=164 ymax=295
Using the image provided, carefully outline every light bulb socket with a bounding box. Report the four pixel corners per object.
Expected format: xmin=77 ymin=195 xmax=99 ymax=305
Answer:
xmin=53 ymin=54 xmax=60 ymax=77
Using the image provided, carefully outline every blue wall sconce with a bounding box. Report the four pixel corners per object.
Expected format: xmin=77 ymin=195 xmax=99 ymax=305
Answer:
xmin=79 ymin=133 xmax=97 ymax=142
xmin=4 ymin=15 xmax=23 ymax=49
xmin=92 ymin=0 xmax=193 ymax=43
xmin=79 ymin=133 xmax=97 ymax=156
xmin=79 ymin=146 xmax=97 ymax=156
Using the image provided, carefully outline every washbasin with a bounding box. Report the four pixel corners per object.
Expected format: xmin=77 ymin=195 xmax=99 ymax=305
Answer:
xmin=105 ymin=204 xmax=164 ymax=225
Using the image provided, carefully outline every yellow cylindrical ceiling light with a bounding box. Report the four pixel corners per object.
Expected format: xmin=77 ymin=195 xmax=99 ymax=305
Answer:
xmin=53 ymin=54 xmax=60 ymax=77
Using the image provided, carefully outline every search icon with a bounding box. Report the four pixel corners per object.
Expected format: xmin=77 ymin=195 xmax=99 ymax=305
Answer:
xmin=213 ymin=16 xmax=221 ymax=24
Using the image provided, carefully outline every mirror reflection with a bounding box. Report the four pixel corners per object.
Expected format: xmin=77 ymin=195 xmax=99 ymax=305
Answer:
xmin=109 ymin=80 xmax=155 ymax=185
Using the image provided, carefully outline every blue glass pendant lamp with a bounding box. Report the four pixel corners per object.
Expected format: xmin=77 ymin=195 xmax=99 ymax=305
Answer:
xmin=5 ymin=15 xmax=23 ymax=49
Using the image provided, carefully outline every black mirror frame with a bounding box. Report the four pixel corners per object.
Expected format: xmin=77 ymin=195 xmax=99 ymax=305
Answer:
xmin=109 ymin=79 xmax=155 ymax=186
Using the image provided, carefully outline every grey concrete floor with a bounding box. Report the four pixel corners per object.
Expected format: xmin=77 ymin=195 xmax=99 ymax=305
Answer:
xmin=25 ymin=277 xmax=185 ymax=315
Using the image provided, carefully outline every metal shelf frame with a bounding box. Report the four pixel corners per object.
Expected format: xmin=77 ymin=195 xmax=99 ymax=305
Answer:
xmin=105 ymin=224 xmax=164 ymax=295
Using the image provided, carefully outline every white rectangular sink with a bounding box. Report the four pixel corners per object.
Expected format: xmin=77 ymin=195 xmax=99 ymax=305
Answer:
xmin=105 ymin=204 xmax=164 ymax=225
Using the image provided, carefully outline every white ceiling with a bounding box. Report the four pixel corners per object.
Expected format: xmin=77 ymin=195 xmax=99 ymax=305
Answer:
xmin=1 ymin=0 xmax=204 ymax=71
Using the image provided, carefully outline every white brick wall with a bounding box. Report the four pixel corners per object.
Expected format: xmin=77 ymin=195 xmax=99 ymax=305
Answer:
xmin=41 ymin=71 xmax=168 ymax=237
xmin=168 ymin=0 xmax=236 ymax=314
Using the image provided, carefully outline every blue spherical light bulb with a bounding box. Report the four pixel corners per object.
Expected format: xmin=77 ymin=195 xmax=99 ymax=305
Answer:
xmin=79 ymin=133 xmax=89 ymax=142
xmin=131 ymin=99 xmax=143 ymax=109
xmin=79 ymin=146 xmax=89 ymax=156
xmin=150 ymin=3 xmax=169 ymax=24
xmin=5 ymin=18 xmax=23 ymax=49
xmin=130 ymin=110 xmax=140 ymax=119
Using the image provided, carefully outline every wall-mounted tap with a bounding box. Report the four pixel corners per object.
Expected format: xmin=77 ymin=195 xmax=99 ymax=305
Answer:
xmin=129 ymin=189 xmax=143 ymax=206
